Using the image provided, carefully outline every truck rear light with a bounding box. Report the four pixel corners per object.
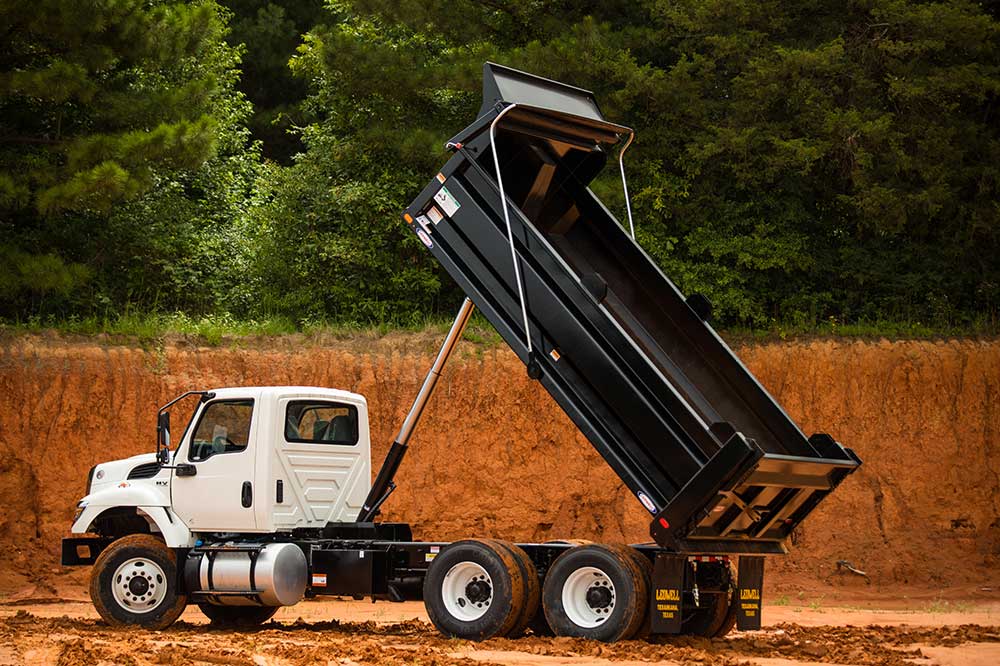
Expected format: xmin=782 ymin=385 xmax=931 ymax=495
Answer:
xmin=658 ymin=517 xmax=670 ymax=529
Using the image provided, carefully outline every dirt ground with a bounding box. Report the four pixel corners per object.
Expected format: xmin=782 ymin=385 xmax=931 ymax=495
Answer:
xmin=1 ymin=337 xmax=999 ymax=663
xmin=0 ymin=595 xmax=998 ymax=666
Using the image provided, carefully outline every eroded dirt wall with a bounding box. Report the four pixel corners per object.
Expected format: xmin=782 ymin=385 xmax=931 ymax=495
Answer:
xmin=0 ymin=337 xmax=997 ymax=593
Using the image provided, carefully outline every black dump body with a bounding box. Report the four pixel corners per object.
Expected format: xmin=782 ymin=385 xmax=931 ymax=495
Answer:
xmin=405 ymin=63 xmax=860 ymax=555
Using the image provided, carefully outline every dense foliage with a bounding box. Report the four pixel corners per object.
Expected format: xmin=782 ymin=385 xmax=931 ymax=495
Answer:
xmin=220 ymin=0 xmax=324 ymax=163
xmin=1 ymin=0 xmax=998 ymax=332
xmin=0 ymin=0 xmax=258 ymax=318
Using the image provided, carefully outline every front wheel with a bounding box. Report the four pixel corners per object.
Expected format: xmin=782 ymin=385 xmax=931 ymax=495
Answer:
xmin=198 ymin=603 xmax=278 ymax=627
xmin=89 ymin=534 xmax=188 ymax=629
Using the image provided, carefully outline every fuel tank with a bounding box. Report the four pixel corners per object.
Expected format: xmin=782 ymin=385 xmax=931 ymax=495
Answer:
xmin=184 ymin=542 xmax=307 ymax=607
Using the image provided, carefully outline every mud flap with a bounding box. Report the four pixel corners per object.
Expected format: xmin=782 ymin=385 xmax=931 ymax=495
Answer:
xmin=650 ymin=554 xmax=685 ymax=634
xmin=736 ymin=556 xmax=764 ymax=630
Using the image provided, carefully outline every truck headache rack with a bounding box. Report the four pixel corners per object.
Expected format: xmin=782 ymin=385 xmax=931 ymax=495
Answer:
xmin=405 ymin=63 xmax=861 ymax=555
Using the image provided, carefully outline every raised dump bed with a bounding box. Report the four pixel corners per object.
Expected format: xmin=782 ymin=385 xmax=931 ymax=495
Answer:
xmin=405 ymin=63 xmax=860 ymax=555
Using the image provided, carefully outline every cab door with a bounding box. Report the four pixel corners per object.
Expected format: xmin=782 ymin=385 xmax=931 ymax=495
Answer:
xmin=172 ymin=397 xmax=259 ymax=532
xmin=269 ymin=397 xmax=371 ymax=529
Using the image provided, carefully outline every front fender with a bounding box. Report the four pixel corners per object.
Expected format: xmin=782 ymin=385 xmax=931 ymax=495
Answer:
xmin=81 ymin=480 xmax=170 ymax=509
xmin=72 ymin=482 xmax=194 ymax=548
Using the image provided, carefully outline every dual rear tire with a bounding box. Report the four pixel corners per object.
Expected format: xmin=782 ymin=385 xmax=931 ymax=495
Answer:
xmin=541 ymin=544 xmax=649 ymax=642
xmin=424 ymin=541 xmax=651 ymax=642
xmin=422 ymin=538 xmax=527 ymax=640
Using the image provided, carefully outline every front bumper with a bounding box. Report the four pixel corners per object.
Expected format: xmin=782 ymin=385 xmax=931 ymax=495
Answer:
xmin=61 ymin=536 xmax=114 ymax=566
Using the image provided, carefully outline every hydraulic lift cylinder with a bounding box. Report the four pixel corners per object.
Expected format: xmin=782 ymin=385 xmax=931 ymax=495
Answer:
xmin=358 ymin=297 xmax=476 ymax=521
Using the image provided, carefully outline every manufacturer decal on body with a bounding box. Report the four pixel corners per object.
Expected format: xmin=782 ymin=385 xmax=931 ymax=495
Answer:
xmin=740 ymin=587 xmax=761 ymax=617
xmin=655 ymin=588 xmax=681 ymax=619
xmin=637 ymin=491 xmax=658 ymax=514
xmin=414 ymin=216 xmax=434 ymax=249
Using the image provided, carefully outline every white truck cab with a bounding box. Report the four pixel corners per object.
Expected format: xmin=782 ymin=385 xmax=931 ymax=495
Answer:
xmin=73 ymin=387 xmax=372 ymax=547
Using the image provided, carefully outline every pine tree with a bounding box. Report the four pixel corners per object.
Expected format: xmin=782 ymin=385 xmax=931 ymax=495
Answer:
xmin=0 ymin=0 xmax=256 ymax=316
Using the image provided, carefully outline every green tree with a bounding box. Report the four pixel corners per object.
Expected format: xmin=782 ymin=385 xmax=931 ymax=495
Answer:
xmin=221 ymin=1 xmax=325 ymax=163
xmin=261 ymin=0 xmax=998 ymax=327
xmin=631 ymin=0 xmax=1000 ymax=326
xmin=0 ymin=0 xmax=259 ymax=317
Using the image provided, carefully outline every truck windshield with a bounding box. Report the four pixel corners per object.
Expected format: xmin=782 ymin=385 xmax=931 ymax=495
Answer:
xmin=189 ymin=399 xmax=254 ymax=461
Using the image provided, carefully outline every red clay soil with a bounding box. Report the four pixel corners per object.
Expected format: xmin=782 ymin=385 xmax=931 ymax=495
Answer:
xmin=0 ymin=336 xmax=998 ymax=597
xmin=1 ymin=603 xmax=999 ymax=666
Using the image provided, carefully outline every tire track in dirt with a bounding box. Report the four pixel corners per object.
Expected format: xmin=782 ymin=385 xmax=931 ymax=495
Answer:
xmin=2 ymin=611 xmax=999 ymax=666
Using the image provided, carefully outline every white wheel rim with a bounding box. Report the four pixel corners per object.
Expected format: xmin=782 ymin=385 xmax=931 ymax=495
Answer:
xmin=441 ymin=561 xmax=493 ymax=621
xmin=111 ymin=557 xmax=168 ymax=614
xmin=562 ymin=566 xmax=616 ymax=628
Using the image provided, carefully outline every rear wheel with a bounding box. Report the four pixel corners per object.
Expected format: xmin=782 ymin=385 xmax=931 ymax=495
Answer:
xmin=528 ymin=539 xmax=595 ymax=636
xmin=712 ymin=587 xmax=738 ymax=638
xmin=424 ymin=539 xmax=525 ymax=640
xmin=492 ymin=540 xmax=540 ymax=637
xmin=681 ymin=563 xmax=737 ymax=637
xmin=625 ymin=547 xmax=653 ymax=639
xmin=198 ymin=603 xmax=278 ymax=627
xmin=542 ymin=544 xmax=648 ymax=642
xmin=90 ymin=534 xmax=188 ymax=630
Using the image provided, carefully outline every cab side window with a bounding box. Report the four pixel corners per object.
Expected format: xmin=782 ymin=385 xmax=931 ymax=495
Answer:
xmin=189 ymin=400 xmax=254 ymax=461
xmin=285 ymin=401 xmax=359 ymax=445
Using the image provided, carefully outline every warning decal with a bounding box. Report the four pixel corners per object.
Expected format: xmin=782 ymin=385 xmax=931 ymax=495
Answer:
xmin=426 ymin=206 xmax=444 ymax=225
xmin=434 ymin=186 xmax=461 ymax=217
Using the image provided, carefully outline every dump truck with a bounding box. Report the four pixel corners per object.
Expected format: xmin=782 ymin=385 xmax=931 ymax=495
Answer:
xmin=61 ymin=63 xmax=860 ymax=641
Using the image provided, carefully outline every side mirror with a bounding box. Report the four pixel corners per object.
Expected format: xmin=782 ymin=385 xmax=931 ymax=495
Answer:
xmin=157 ymin=412 xmax=170 ymax=463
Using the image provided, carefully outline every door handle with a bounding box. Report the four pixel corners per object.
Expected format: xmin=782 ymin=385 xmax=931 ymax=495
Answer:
xmin=241 ymin=481 xmax=252 ymax=508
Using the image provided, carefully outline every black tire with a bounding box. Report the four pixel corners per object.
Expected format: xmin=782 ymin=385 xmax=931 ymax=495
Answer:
xmin=711 ymin=587 xmax=738 ymax=638
xmin=423 ymin=539 xmax=525 ymax=640
xmin=90 ymin=534 xmax=188 ymax=630
xmin=527 ymin=539 xmax=595 ymax=636
xmin=626 ymin=547 xmax=653 ymax=640
xmin=542 ymin=544 xmax=648 ymax=642
xmin=198 ymin=603 xmax=279 ymax=627
xmin=493 ymin=540 xmax=540 ymax=637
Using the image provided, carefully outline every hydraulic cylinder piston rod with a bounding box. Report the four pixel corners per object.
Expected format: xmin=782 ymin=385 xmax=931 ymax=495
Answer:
xmin=358 ymin=297 xmax=476 ymax=521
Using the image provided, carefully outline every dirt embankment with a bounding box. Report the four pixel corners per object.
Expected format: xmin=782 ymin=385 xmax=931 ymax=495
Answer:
xmin=0 ymin=336 xmax=998 ymax=595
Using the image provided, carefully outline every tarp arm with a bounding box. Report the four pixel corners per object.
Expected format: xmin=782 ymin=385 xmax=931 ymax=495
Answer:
xmin=489 ymin=102 xmax=534 ymax=358
xmin=618 ymin=130 xmax=636 ymax=239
